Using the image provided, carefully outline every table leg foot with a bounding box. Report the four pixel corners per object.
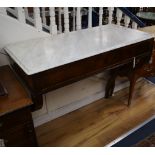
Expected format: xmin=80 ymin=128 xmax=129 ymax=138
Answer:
xmin=105 ymin=74 xmax=116 ymax=98
xmin=31 ymin=94 xmax=43 ymax=111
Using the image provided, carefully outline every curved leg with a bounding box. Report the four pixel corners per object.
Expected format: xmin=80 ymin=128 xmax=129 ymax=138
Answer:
xmin=105 ymin=73 xmax=117 ymax=98
xmin=31 ymin=93 xmax=43 ymax=111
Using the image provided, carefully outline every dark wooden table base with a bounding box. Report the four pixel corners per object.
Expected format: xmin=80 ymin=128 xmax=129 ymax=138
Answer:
xmin=9 ymin=38 xmax=154 ymax=110
xmin=105 ymin=42 xmax=155 ymax=106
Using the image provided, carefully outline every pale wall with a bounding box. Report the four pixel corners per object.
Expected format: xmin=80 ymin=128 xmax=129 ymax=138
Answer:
xmin=0 ymin=14 xmax=50 ymax=65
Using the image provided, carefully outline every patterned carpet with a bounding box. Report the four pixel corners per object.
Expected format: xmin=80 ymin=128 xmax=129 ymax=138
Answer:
xmin=134 ymin=78 xmax=155 ymax=147
xmin=135 ymin=133 xmax=155 ymax=147
xmin=112 ymin=117 xmax=155 ymax=147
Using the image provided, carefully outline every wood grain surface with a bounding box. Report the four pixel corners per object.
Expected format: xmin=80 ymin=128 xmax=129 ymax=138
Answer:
xmin=36 ymin=79 xmax=155 ymax=146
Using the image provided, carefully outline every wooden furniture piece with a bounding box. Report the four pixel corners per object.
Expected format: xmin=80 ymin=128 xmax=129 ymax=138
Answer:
xmin=0 ymin=66 xmax=37 ymax=146
xmin=4 ymin=24 xmax=154 ymax=110
xmin=105 ymin=26 xmax=155 ymax=106
xmin=105 ymin=55 xmax=152 ymax=106
xmin=0 ymin=82 xmax=7 ymax=96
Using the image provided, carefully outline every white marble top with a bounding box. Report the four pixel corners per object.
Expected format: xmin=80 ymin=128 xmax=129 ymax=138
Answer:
xmin=5 ymin=24 xmax=154 ymax=75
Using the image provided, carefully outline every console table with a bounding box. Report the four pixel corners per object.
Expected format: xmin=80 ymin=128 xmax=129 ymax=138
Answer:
xmin=0 ymin=66 xmax=37 ymax=146
xmin=4 ymin=24 xmax=154 ymax=110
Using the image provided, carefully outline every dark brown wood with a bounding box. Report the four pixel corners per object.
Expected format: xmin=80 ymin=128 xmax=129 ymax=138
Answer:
xmin=128 ymin=48 xmax=155 ymax=105
xmin=0 ymin=66 xmax=38 ymax=146
xmin=105 ymin=52 xmax=152 ymax=100
xmin=31 ymin=94 xmax=43 ymax=111
xmin=105 ymin=38 xmax=155 ymax=106
xmin=0 ymin=66 xmax=32 ymax=116
xmin=9 ymin=38 xmax=154 ymax=110
xmin=0 ymin=107 xmax=38 ymax=146
xmin=0 ymin=82 xmax=8 ymax=96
